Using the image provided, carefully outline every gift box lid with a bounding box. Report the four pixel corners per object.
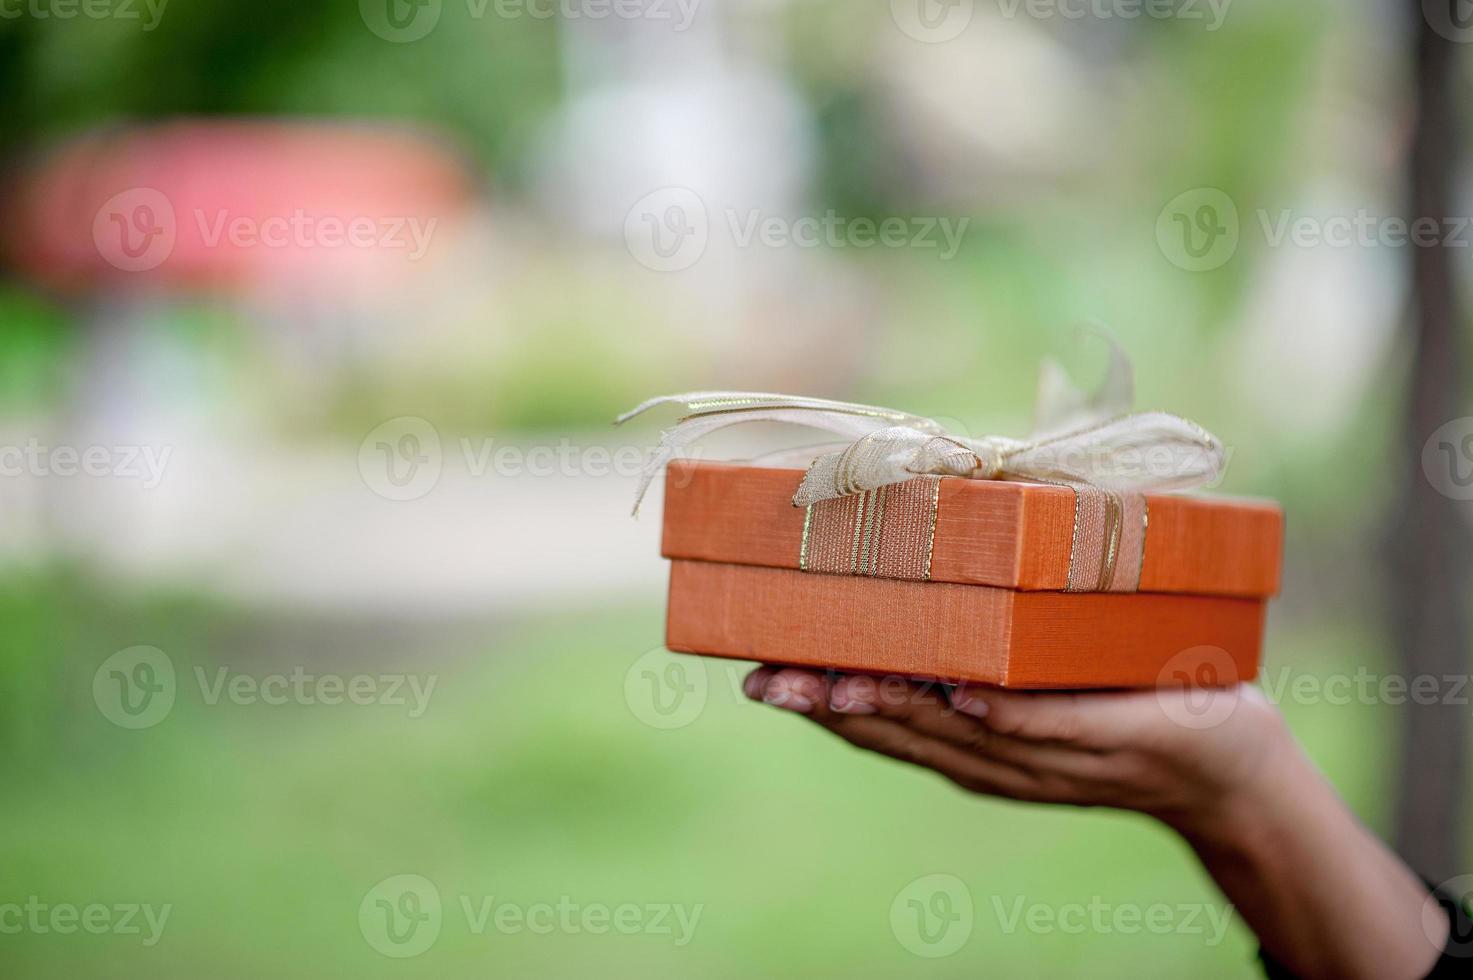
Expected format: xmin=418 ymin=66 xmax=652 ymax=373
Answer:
xmin=660 ymin=459 xmax=1283 ymax=599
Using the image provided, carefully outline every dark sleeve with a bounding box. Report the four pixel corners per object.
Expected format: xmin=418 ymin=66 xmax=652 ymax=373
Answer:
xmin=1258 ymin=882 xmax=1473 ymax=979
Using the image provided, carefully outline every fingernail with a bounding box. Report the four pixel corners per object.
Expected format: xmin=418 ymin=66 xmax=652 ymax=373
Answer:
xmin=953 ymin=695 xmax=989 ymax=719
xmin=763 ymin=688 xmax=815 ymax=714
xmin=830 ymin=696 xmax=878 ymax=715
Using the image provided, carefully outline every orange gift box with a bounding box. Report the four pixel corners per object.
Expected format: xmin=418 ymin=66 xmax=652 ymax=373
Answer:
xmin=659 ymin=460 xmax=1284 ymax=689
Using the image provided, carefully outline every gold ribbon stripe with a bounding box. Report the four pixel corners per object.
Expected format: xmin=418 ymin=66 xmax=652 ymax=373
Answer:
xmin=801 ymin=476 xmax=1149 ymax=592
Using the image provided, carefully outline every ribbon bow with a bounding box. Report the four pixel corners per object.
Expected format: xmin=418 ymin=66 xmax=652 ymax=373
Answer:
xmin=619 ymin=338 xmax=1225 ymax=516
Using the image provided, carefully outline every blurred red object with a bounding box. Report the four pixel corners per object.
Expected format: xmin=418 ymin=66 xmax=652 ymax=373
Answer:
xmin=6 ymin=120 xmax=477 ymax=294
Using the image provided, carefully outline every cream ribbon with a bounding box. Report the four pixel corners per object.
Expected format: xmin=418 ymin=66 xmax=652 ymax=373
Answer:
xmin=619 ymin=338 xmax=1226 ymax=515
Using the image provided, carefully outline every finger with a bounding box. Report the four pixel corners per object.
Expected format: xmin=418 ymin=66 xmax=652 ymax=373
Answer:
xmin=742 ymin=665 xmax=780 ymax=702
xmin=756 ymin=667 xmax=830 ymax=714
xmin=828 ymin=673 xmax=947 ymax=717
xmin=951 ymin=685 xmax=1151 ymax=749
xmin=755 ymin=671 xmax=1093 ymax=804
xmin=830 ymin=674 xmax=1116 ymax=780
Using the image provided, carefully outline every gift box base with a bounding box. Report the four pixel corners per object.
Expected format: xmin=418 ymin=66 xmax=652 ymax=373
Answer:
xmin=666 ymin=560 xmax=1264 ymax=689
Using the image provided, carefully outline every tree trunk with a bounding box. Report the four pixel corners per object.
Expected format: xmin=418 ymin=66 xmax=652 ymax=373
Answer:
xmin=1391 ymin=5 xmax=1468 ymax=881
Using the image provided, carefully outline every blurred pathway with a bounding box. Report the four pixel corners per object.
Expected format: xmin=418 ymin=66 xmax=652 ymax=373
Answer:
xmin=5 ymin=426 xmax=677 ymax=616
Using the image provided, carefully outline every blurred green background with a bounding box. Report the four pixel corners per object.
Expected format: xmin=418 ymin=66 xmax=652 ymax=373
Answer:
xmin=0 ymin=0 xmax=1463 ymax=976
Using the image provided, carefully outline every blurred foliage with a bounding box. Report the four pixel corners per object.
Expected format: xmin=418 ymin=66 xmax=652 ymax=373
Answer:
xmin=0 ymin=0 xmax=1402 ymax=446
xmin=0 ymin=285 xmax=71 ymax=410
xmin=0 ymin=2 xmax=561 ymax=174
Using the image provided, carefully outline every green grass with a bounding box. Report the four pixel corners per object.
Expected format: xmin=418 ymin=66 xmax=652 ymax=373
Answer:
xmin=0 ymin=578 xmax=1404 ymax=978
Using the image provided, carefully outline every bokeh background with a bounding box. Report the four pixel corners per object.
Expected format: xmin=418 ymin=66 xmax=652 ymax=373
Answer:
xmin=1 ymin=0 xmax=1469 ymax=976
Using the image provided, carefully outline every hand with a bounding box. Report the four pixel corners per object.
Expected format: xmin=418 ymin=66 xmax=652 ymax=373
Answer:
xmin=741 ymin=665 xmax=1288 ymax=836
xmin=743 ymin=665 xmax=1447 ymax=980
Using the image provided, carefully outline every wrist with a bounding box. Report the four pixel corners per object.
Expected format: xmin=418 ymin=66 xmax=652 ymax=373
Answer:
xmin=1158 ymin=729 xmax=1445 ymax=980
xmin=1163 ymin=720 xmax=1315 ymax=857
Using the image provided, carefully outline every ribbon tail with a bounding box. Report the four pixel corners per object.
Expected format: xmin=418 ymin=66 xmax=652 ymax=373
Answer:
xmin=617 ymin=391 xmax=945 ymax=430
xmin=618 ymin=392 xmax=957 ymax=515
